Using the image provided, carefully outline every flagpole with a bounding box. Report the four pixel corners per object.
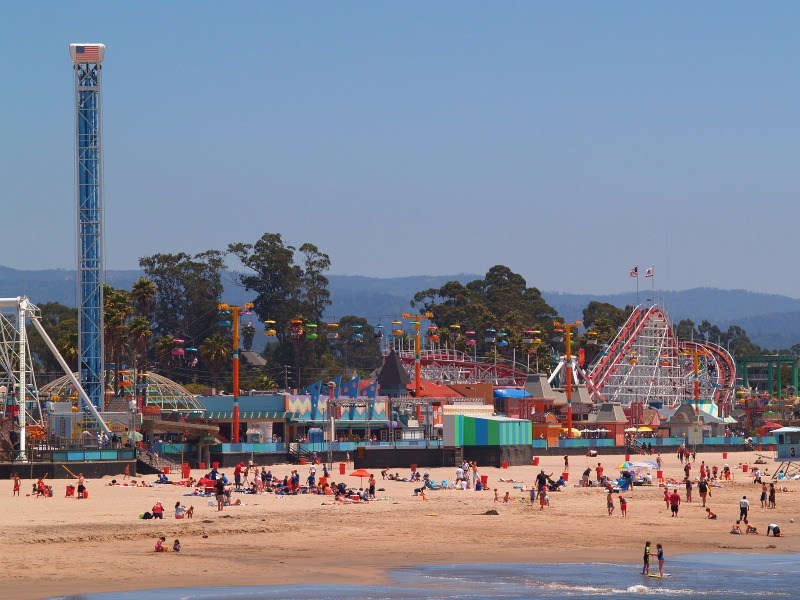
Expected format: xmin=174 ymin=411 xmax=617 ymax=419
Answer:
xmin=651 ymin=265 xmax=655 ymax=304
xmin=636 ymin=269 xmax=640 ymax=306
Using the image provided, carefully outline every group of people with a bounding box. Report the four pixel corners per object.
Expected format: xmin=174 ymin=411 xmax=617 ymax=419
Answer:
xmin=154 ymin=536 xmax=181 ymax=552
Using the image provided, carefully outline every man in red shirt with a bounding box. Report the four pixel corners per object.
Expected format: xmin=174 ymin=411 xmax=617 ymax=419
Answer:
xmin=596 ymin=463 xmax=604 ymax=482
xmin=669 ymin=489 xmax=681 ymax=517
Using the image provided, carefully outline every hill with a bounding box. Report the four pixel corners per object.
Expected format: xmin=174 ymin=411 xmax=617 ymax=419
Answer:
xmin=1 ymin=266 xmax=798 ymax=349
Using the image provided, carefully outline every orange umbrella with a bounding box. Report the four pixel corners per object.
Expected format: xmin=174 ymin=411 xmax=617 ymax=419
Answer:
xmin=349 ymin=468 xmax=372 ymax=487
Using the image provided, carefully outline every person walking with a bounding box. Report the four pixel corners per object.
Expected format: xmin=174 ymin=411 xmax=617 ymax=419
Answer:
xmin=739 ymin=495 xmax=749 ymax=521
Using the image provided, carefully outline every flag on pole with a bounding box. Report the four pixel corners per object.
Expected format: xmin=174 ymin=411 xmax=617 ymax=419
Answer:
xmin=629 ymin=266 xmax=638 ymax=278
xmin=75 ymin=45 xmax=100 ymax=61
xmin=645 ymin=267 xmax=654 ymax=278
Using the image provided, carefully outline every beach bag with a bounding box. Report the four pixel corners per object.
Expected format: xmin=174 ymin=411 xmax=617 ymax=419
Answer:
xmin=142 ymin=511 xmax=153 ymax=520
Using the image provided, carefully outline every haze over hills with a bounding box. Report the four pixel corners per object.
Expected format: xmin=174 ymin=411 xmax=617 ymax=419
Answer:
xmin=1 ymin=265 xmax=799 ymax=350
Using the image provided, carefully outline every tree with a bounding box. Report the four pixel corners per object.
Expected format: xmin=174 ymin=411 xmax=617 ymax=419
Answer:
xmin=411 ymin=265 xmax=559 ymax=360
xmin=229 ymin=234 xmax=301 ymax=344
xmin=104 ymin=285 xmax=133 ymax=394
xmin=128 ymin=315 xmax=152 ymax=376
xmin=298 ymin=243 xmax=332 ymax=322
xmin=200 ymin=333 xmax=231 ymax=392
xmin=139 ymin=251 xmax=225 ymax=343
xmin=131 ymin=277 xmax=158 ymax=317
xmin=27 ymin=302 xmax=79 ymax=379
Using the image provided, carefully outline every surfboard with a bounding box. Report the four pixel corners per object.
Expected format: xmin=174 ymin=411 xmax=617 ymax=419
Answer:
xmin=647 ymin=573 xmax=670 ymax=578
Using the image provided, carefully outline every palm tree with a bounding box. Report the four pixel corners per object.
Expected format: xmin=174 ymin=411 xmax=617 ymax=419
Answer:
xmin=128 ymin=315 xmax=152 ymax=377
xmin=104 ymin=286 xmax=132 ymax=395
xmin=154 ymin=335 xmax=178 ymax=376
xmin=131 ymin=278 xmax=158 ymax=317
xmin=56 ymin=333 xmax=79 ymax=372
xmin=200 ymin=334 xmax=230 ymax=393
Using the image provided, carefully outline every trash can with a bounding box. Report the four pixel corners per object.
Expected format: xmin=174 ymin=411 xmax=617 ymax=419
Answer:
xmin=742 ymin=464 xmax=749 ymax=473
xmin=212 ymin=462 xmax=219 ymax=469
xmin=480 ymin=475 xmax=489 ymax=488
xmin=299 ymin=457 xmax=307 ymax=465
xmin=561 ymin=472 xmax=569 ymax=481
xmin=722 ymin=452 xmax=727 ymax=460
xmin=533 ymin=457 xmax=540 ymax=466
xmin=163 ymin=466 xmax=170 ymax=475
xmin=411 ymin=463 xmax=417 ymax=472
xmin=199 ymin=462 xmax=206 ymax=470
xmin=656 ymin=470 xmax=663 ymax=480
xmin=182 ymin=463 xmax=191 ymax=479
xmin=625 ymin=454 xmax=630 ymax=461
xmin=501 ymin=461 xmax=508 ymax=469
xmin=339 ymin=462 xmax=346 ymax=475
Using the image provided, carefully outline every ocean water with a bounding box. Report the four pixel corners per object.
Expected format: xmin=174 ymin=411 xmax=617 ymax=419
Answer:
xmin=52 ymin=553 xmax=799 ymax=600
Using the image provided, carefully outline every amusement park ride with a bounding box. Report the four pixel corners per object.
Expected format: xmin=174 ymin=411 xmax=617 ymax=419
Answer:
xmin=385 ymin=304 xmax=737 ymax=418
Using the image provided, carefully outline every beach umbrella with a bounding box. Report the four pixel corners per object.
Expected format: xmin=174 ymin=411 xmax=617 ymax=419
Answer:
xmin=349 ymin=468 xmax=372 ymax=487
xmin=631 ymin=461 xmax=658 ymax=470
xmin=637 ymin=426 xmax=653 ymax=432
xmin=617 ymin=461 xmax=634 ymax=469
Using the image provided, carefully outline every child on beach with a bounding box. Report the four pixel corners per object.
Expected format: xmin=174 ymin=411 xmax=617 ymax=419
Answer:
xmin=538 ymin=489 xmax=547 ymax=510
xmin=607 ymin=491 xmax=614 ymax=516
xmin=173 ymin=539 xmax=181 ymax=552
xmin=705 ymin=508 xmax=717 ymax=519
xmin=154 ymin=536 xmax=166 ymax=552
xmin=12 ymin=473 xmax=20 ymax=497
xmin=641 ymin=541 xmax=651 ymax=575
xmin=494 ymin=489 xmax=500 ymax=502
xmin=619 ymin=496 xmax=627 ymax=516
xmin=650 ymin=543 xmax=665 ymax=576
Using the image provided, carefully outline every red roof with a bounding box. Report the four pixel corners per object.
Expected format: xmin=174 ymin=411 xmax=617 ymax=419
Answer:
xmin=406 ymin=381 xmax=465 ymax=398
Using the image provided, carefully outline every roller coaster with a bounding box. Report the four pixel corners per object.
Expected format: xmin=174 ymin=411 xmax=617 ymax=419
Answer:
xmin=385 ymin=303 xmax=736 ymax=415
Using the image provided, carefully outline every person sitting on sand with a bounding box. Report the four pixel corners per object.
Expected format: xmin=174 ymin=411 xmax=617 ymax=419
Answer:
xmin=154 ymin=536 xmax=167 ymax=552
xmin=174 ymin=501 xmax=186 ymax=518
xmin=744 ymin=520 xmax=758 ymax=534
xmin=730 ymin=520 xmax=742 ymax=534
xmin=173 ymin=539 xmax=181 ymax=552
xmin=705 ymin=508 xmax=717 ymax=519
xmin=503 ymin=491 xmax=510 ymax=503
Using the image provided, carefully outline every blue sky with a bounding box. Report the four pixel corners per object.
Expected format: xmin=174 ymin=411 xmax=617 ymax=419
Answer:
xmin=2 ymin=3 xmax=799 ymax=296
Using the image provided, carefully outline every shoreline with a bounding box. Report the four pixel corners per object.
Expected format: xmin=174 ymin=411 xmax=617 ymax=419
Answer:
xmin=4 ymin=450 xmax=797 ymax=599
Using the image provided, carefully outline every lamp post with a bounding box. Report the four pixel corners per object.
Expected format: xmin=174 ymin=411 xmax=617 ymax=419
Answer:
xmin=555 ymin=320 xmax=582 ymax=439
xmin=401 ymin=312 xmax=434 ymax=399
xmin=218 ymin=302 xmax=254 ymax=444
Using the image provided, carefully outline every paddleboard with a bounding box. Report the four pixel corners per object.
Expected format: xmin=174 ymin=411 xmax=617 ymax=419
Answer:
xmin=647 ymin=574 xmax=670 ymax=578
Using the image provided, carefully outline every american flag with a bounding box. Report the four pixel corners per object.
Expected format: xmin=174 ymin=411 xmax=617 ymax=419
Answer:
xmin=629 ymin=266 xmax=638 ymax=278
xmin=75 ymin=45 xmax=100 ymax=61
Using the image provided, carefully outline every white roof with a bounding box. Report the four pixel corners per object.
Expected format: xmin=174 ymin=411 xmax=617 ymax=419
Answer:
xmin=771 ymin=427 xmax=800 ymax=434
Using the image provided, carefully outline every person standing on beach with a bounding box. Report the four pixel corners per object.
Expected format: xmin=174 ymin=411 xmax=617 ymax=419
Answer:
xmin=607 ymin=491 xmax=614 ymax=516
xmin=596 ymin=462 xmax=604 ymax=482
xmin=669 ymin=489 xmax=681 ymax=516
xmin=650 ymin=543 xmax=665 ymax=576
xmin=656 ymin=454 xmax=663 ymax=470
xmin=641 ymin=541 xmax=651 ymax=575
xmin=564 ymin=455 xmax=569 ymax=471
xmin=769 ymin=483 xmax=776 ymax=509
xmin=685 ymin=478 xmax=693 ymax=503
xmin=619 ymin=496 xmax=627 ymax=516
xmin=739 ymin=496 xmax=749 ymax=521
xmin=698 ymin=479 xmax=709 ymax=507
xmin=215 ymin=478 xmax=225 ymax=511
xmin=12 ymin=473 xmax=20 ymax=497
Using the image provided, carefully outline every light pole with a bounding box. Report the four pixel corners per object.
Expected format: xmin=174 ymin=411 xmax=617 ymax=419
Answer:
xmin=218 ymin=302 xmax=254 ymax=444
xmin=555 ymin=320 xmax=582 ymax=439
xmin=402 ymin=312 xmax=434 ymax=399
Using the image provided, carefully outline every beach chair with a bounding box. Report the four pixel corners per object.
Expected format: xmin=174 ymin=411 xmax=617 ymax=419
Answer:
xmin=441 ymin=480 xmax=449 ymax=489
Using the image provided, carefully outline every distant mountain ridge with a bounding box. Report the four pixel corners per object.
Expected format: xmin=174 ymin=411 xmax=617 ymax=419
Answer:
xmin=1 ymin=266 xmax=798 ymax=349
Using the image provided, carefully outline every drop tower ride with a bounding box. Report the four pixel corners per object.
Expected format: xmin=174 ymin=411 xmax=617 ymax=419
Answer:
xmin=69 ymin=43 xmax=106 ymax=410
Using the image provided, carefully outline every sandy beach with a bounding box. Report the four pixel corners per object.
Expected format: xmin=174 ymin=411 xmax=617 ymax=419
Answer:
xmin=5 ymin=449 xmax=799 ymax=600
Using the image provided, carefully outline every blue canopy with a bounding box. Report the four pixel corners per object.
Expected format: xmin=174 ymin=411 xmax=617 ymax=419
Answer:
xmin=493 ymin=388 xmax=532 ymax=399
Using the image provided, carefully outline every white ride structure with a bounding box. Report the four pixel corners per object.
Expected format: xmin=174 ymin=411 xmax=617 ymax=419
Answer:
xmin=0 ymin=297 xmax=109 ymax=460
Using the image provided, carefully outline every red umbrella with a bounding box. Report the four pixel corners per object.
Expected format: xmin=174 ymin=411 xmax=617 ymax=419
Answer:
xmin=349 ymin=468 xmax=372 ymax=487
